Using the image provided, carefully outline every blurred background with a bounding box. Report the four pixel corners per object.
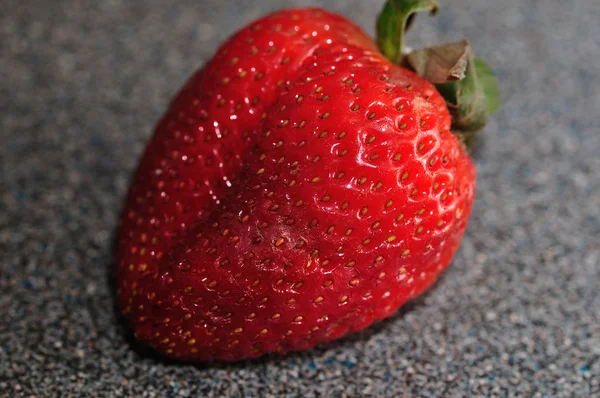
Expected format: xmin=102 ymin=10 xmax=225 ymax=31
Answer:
xmin=1 ymin=0 xmax=598 ymax=396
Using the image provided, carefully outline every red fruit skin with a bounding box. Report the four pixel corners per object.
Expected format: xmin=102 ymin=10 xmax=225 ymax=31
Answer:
xmin=116 ymin=8 xmax=475 ymax=362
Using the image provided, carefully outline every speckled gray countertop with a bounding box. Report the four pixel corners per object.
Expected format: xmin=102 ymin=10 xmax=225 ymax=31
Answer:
xmin=1 ymin=0 xmax=599 ymax=396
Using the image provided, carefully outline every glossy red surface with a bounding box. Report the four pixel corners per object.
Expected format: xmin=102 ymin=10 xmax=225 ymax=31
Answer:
xmin=116 ymin=8 xmax=475 ymax=361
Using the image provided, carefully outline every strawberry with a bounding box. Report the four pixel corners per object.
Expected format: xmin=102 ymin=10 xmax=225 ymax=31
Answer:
xmin=116 ymin=0 xmax=499 ymax=362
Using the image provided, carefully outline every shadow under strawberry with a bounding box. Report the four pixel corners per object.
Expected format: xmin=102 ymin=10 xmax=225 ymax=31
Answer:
xmin=108 ymin=243 xmax=434 ymax=370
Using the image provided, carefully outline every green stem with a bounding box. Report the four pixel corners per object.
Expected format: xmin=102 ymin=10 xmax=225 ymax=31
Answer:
xmin=376 ymin=0 xmax=439 ymax=64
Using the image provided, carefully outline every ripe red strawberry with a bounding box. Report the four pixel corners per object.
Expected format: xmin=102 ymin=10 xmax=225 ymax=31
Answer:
xmin=116 ymin=1 xmax=499 ymax=362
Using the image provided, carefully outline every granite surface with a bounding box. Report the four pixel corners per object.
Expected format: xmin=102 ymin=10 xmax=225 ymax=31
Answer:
xmin=1 ymin=0 xmax=599 ymax=396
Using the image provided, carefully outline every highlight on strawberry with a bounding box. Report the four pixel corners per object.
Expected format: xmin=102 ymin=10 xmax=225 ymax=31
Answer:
xmin=115 ymin=0 xmax=500 ymax=362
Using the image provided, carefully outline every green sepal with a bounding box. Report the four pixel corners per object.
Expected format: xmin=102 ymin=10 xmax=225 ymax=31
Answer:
xmin=473 ymin=56 xmax=502 ymax=115
xmin=407 ymin=40 xmax=501 ymax=138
